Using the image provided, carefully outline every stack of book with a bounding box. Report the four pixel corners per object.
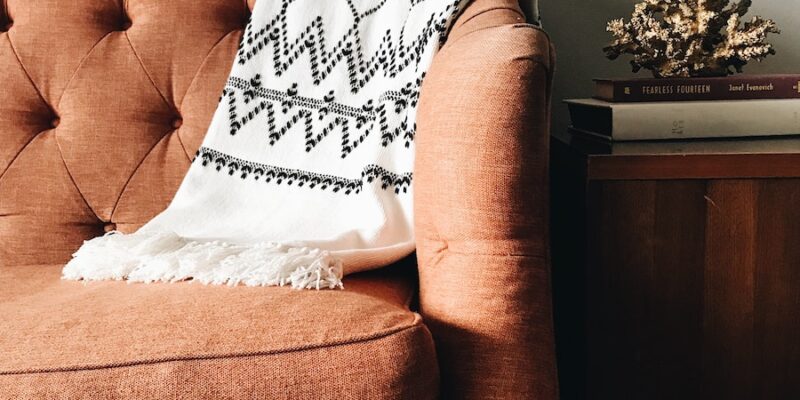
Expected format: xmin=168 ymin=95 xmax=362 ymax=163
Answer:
xmin=566 ymin=75 xmax=800 ymax=141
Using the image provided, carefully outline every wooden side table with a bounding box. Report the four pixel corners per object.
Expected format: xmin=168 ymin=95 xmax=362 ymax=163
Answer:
xmin=550 ymin=131 xmax=800 ymax=400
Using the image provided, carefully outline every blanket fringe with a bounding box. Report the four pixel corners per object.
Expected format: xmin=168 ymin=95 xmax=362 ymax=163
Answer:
xmin=62 ymin=231 xmax=344 ymax=290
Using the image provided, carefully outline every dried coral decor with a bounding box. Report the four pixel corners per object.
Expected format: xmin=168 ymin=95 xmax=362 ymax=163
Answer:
xmin=63 ymin=0 xmax=467 ymax=289
xmin=605 ymin=0 xmax=780 ymax=78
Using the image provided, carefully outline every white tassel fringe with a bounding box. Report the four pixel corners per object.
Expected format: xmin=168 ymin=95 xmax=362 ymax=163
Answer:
xmin=62 ymin=231 xmax=344 ymax=290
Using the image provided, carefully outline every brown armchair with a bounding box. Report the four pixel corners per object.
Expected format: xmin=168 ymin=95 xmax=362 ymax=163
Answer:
xmin=0 ymin=0 xmax=556 ymax=398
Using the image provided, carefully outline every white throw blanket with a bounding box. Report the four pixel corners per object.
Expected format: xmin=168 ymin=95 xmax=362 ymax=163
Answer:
xmin=63 ymin=0 xmax=467 ymax=289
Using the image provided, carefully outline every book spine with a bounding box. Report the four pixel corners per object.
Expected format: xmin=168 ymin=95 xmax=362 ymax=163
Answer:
xmin=612 ymin=99 xmax=800 ymax=141
xmin=604 ymin=76 xmax=800 ymax=102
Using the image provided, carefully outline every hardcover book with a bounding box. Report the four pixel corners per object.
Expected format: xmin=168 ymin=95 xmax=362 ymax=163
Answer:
xmin=564 ymin=128 xmax=800 ymax=155
xmin=565 ymin=98 xmax=800 ymax=141
xmin=594 ymin=75 xmax=800 ymax=103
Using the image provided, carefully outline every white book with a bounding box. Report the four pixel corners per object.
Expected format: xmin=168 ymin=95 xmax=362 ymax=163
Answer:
xmin=565 ymin=98 xmax=800 ymax=141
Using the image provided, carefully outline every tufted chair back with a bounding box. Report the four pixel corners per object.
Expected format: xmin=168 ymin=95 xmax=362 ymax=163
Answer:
xmin=1 ymin=0 xmax=255 ymax=265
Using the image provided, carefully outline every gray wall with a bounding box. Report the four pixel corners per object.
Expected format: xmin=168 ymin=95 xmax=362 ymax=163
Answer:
xmin=528 ymin=0 xmax=800 ymax=135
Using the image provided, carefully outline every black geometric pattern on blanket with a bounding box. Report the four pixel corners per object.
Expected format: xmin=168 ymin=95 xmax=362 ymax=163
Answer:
xmin=224 ymin=75 xmax=422 ymax=159
xmin=236 ymin=0 xmax=463 ymax=93
xmin=194 ymin=147 xmax=412 ymax=195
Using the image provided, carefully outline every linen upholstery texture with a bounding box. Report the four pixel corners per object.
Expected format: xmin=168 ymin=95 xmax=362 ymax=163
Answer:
xmin=0 ymin=263 xmax=438 ymax=399
xmin=417 ymin=0 xmax=557 ymax=398
xmin=0 ymin=0 xmax=556 ymax=399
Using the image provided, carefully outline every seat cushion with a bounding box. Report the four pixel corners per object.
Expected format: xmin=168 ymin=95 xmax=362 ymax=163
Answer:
xmin=0 ymin=262 xmax=438 ymax=399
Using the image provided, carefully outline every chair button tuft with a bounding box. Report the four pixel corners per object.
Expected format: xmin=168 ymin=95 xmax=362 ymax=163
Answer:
xmin=51 ymin=117 xmax=61 ymax=129
xmin=1 ymin=21 xmax=12 ymax=32
xmin=119 ymin=17 xmax=132 ymax=31
xmin=172 ymin=117 xmax=183 ymax=129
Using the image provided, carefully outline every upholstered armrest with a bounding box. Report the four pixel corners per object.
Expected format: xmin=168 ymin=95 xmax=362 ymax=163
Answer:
xmin=415 ymin=0 xmax=557 ymax=398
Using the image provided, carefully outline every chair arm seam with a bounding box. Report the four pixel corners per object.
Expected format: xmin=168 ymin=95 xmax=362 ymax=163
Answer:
xmin=445 ymin=23 xmax=552 ymax=72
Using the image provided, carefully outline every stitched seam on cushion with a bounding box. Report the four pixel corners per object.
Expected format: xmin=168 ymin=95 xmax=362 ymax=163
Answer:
xmin=424 ymin=238 xmax=548 ymax=258
xmin=178 ymin=30 xmax=239 ymax=111
xmin=0 ymin=314 xmax=423 ymax=376
xmin=172 ymin=125 xmax=193 ymax=163
xmin=455 ymin=6 xmax=524 ymax=30
xmin=0 ymin=129 xmax=37 ymax=184
xmin=4 ymin=32 xmax=49 ymax=110
xmin=175 ymin=29 xmax=242 ymax=161
xmin=445 ymin=24 xmax=552 ymax=72
xmin=524 ymin=23 xmax=555 ymax=58
xmin=0 ymin=35 xmax=52 ymax=182
xmin=56 ymin=30 xmax=116 ymax=110
xmin=418 ymin=240 xmax=447 ymax=271
xmin=109 ymin=31 xmax=196 ymax=219
xmin=124 ymin=31 xmax=177 ymax=114
xmin=47 ymin=30 xmax=117 ymax=221
xmin=109 ymin=127 xmax=176 ymax=221
xmin=445 ymin=250 xmax=547 ymax=258
xmin=452 ymin=22 xmax=545 ymax=50
xmin=53 ymin=136 xmax=101 ymax=221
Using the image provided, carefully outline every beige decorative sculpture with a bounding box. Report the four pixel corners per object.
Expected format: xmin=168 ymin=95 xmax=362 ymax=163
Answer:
xmin=605 ymin=0 xmax=780 ymax=78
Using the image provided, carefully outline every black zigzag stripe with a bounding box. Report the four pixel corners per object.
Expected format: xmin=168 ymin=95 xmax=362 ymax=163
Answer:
xmin=236 ymin=0 xmax=463 ymax=93
xmin=194 ymin=147 xmax=413 ymax=195
xmin=345 ymin=0 xmax=391 ymax=19
xmin=223 ymin=75 xmax=421 ymax=158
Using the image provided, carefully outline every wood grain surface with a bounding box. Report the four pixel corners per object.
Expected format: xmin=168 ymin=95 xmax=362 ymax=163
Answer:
xmin=551 ymin=134 xmax=800 ymax=399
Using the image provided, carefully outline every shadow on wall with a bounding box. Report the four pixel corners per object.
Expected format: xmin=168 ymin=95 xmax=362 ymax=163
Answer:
xmin=520 ymin=0 xmax=541 ymax=25
xmin=530 ymin=0 xmax=800 ymax=135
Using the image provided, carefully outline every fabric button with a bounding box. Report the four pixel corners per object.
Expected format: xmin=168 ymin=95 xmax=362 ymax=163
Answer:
xmin=50 ymin=117 xmax=61 ymax=129
xmin=172 ymin=117 xmax=183 ymax=129
xmin=1 ymin=21 xmax=11 ymax=32
xmin=119 ymin=19 xmax=132 ymax=31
